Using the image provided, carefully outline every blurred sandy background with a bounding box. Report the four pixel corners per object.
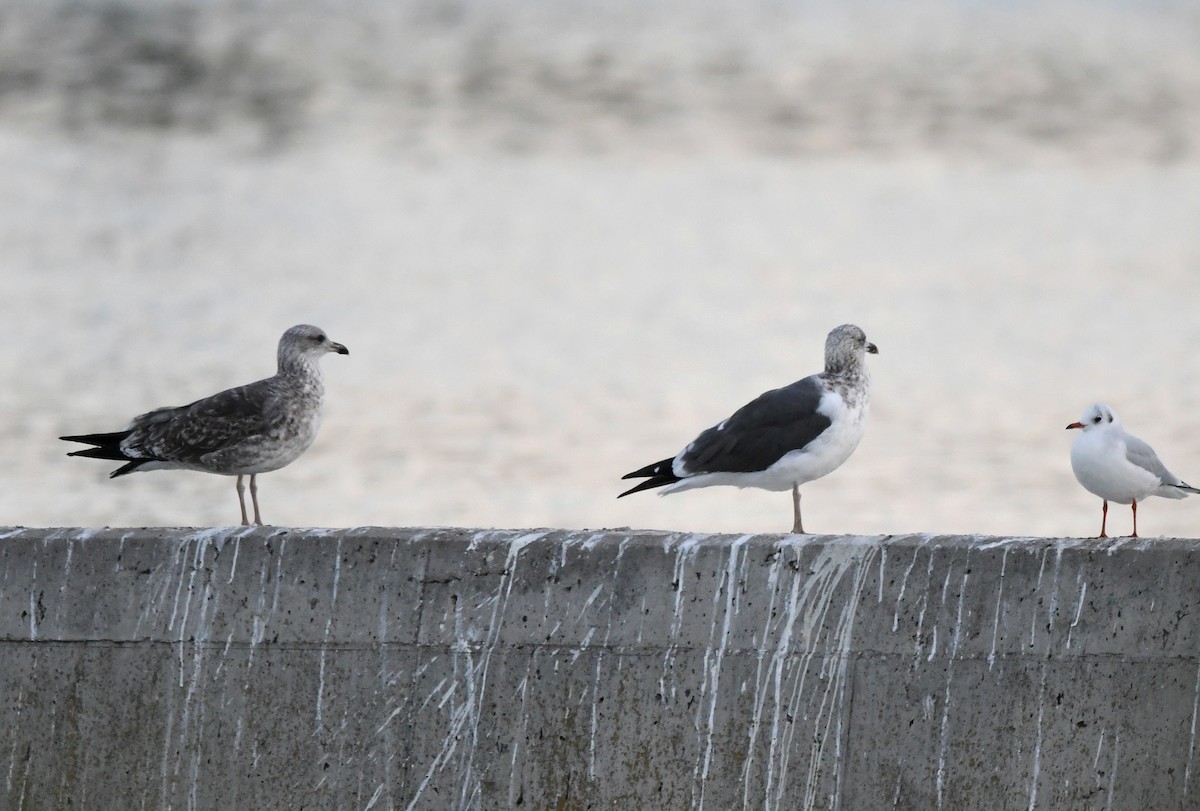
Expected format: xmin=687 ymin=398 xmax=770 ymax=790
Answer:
xmin=3 ymin=0 xmax=1200 ymax=537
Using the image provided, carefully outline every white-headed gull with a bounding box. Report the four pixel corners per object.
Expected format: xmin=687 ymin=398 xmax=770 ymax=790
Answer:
xmin=62 ymin=324 xmax=349 ymax=526
xmin=620 ymin=323 xmax=877 ymax=533
xmin=1066 ymin=403 xmax=1199 ymax=538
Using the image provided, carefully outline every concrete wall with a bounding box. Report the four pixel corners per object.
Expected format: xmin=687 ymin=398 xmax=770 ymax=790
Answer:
xmin=1 ymin=527 xmax=1198 ymax=810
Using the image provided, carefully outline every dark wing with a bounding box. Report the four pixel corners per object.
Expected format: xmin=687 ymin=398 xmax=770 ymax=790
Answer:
xmin=677 ymin=376 xmax=831 ymax=475
xmin=618 ymin=457 xmax=681 ymax=497
xmin=125 ymin=377 xmax=282 ymax=465
xmin=61 ymin=430 xmax=134 ymax=461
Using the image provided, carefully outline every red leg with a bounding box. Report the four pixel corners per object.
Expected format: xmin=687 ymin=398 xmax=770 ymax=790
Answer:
xmin=1098 ymin=500 xmax=1108 ymax=539
xmin=1131 ymin=498 xmax=1138 ymax=538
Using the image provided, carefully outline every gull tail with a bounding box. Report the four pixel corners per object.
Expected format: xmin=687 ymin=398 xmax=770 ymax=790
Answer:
xmin=619 ymin=457 xmax=681 ymax=498
xmin=1171 ymin=481 xmax=1200 ymax=496
xmin=60 ymin=431 xmax=149 ymax=477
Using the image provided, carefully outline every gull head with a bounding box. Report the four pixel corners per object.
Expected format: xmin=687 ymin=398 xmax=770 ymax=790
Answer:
xmin=825 ymin=323 xmax=878 ymax=373
xmin=284 ymin=324 xmax=349 ymax=357
xmin=278 ymin=325 xmax=349 ymax=373
xmin=1066 ymin=403 xmax=1118 ymax=432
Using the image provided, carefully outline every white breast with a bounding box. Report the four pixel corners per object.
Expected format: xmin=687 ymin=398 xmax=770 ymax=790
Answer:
xmin=1070 ymin=431 xmax=1162 ymax=504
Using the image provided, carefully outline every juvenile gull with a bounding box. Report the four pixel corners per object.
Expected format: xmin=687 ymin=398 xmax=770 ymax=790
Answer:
xmin=1067 ymin=403 xmax=1199 ymax=538
xmin=619 ymin=324 xmax=877 ymax=533
xmin=61 ymin=324 xmax=349 ymax=526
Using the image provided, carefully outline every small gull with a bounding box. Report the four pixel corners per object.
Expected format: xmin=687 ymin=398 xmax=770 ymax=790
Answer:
xmin=1066 ymin=403 xmax=1199 ymax=538
xmin=619 ymin=324 xmax=877 ymax=533
xmin=61 ymin=324 xmax=349 ymax=526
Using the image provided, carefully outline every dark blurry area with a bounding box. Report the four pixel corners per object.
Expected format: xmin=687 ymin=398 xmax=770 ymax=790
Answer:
xmin=0 ymin=0 xmax=1197 ymax=158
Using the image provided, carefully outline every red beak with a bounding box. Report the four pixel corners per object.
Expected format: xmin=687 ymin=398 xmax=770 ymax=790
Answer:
xmin=1065 ymin=422 xmax=1084 ymax=430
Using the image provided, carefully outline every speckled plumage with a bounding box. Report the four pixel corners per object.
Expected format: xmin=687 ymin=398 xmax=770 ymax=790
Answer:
xmin=62 ymin=324 xmax=348 ymax=525
xmin=620 ymin=324 xmax=877 ymax=533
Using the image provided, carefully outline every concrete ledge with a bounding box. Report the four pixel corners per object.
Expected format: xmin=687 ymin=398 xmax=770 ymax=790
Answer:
xmin=1 ymin=527 xmax=1198 ymax=809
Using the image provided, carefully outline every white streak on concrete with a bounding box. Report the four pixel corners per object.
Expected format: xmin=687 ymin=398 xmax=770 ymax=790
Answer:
xmin=250 ymin=552 xmax=271 ymax=646
xmin=175 ymin=538 xmax=207 ymax=688
xmin=588 ymin=650 xmax=604 ymax=782
xmin=892 ymin=546 xmax=921 ymax=633
xmin=6 ymin=686 xmax=23 ymax=794
xmin=316 ymin=535 xmax=344 ymax=725
xmin=405 ymin=530 xmax=548 ymax=811
xmin=988 ymin=548 xmax=1008 ymax=669
xmin=268 ymin=536 xmax=288 ymax=628
xmin=878 ymin=545 xmax=886 ymax=603
xmin=227 ymin=535 xmax=241 ymax=584
xmin=935 ymin=565 xmax=969 ymax=809
xmin=569 ymin=627 xmax=597 ymax=664
xmin=27 ymin=562 xmax=37 ymax=640
xmin=741 ymin=545 xmax=785 ymax=810
xmin=1066 ymin=577 xmax=1087 ymax=650
xmin=756 ymin=538 xmax=879 ymax=811
xmin=660 ymin=534 xmax=705 ymax=703
xmin=577 ymin=582 xmax=606 ymax=622
xmin=362 ymin=783 xmax=386 ymax=811
xmin=418 ymin=677 xmax=452 ymax=712
xmin=1026 ymin=663 xmax=1049 ymax=811
xmin=55 ymin=540 xmax=73 ymax=629
xmin=912 ymin=551 xmax=937 ymax=666
xmin=1105 ymin=728 xmax=1121 ymax=810
xmin=1184 ymin=660 xmax=1200 ymax=791
xmin=1044 ymin=547 xmax=1064 ymax=639
xmin=694 ymin=535 xmax=749 ymax=811
xmin=375 ymin=705 xmax=406 ymax=736
xmin=508 ymin=666 xmax=531 ymax=807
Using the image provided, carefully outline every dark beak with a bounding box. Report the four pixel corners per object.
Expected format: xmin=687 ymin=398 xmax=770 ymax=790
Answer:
xmin=332 ymin=342 xmax=349 ymax=355
xmin=1065 ymin=421 xmax=1083 ymax=430
xmin=866 ymin=342 xmax=879 ymax=355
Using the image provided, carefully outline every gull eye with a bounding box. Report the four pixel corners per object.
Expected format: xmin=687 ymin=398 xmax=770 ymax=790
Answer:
xmin=316 ymin=333 xmax=327 ymax=343
xmin=1093 ymin=415 xmax=1103 ymax=423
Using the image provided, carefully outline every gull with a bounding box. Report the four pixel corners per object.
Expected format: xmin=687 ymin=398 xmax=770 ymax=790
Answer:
xmin=62 ymin=324 xmax=349 ymax=526
xmin=1066 ymin=403 xmax=1199 ymax=538
xmin=619 ymin=324 xmax=877 ymax=533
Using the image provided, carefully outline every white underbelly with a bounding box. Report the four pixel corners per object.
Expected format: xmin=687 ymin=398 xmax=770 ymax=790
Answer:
xmin=665 ymin=403 xmax=867 ymax=493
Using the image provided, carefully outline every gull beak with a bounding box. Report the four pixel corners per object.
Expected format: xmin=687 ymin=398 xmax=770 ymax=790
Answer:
xmin=331 ymin=342 xmax=349 ymax=355
xmin=1065 ymin=421 xmax=1083 ymax=430
xmin=866 ymin=342 xmax=879 ymax=355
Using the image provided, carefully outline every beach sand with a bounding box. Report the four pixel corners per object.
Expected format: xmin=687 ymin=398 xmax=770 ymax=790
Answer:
xmin=4 ymin=0 xmax=1200 ymax=537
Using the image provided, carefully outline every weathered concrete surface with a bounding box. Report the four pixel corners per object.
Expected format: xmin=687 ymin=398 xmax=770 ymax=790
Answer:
xmin=1 ymin=527 xmax=1198 ymax=810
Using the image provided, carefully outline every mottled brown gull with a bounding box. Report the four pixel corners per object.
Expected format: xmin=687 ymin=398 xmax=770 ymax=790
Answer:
xmin=619 ymin=324 xmax=877 ymax=534
xmin=61 ymin=324 xmax=349 ymax=526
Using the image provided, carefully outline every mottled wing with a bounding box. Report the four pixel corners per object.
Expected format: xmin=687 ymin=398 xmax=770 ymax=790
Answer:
xmin=126 ymin=378 xmax=279 ymax=464
xmin=678 ymin=376 xmax=832 ymax=475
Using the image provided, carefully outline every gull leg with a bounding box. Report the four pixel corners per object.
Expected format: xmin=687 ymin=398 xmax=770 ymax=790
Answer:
xmin=236 ymin=475 xmax=249 ymax=526
xmin=791 ymin=484 xmax=805 ymax=534
xmin=249 ymin=474 xmax=263 ymax=526
xmin=1098 ymin=500 xmax=1108 ymax=539
xmin=1130 ymin=498 xmax=1138 ymax=538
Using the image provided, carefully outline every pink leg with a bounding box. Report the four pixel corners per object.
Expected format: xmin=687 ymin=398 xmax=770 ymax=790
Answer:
xmin=1131 ymin=498 xmax=1138 ymax=538
xmin=791 ymin=484 xmax=805 ymax=534
xmin=249 ymin=474 xmax=263 ymax=526
xmin=236 ymin=475 xmax=250 ymax=526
